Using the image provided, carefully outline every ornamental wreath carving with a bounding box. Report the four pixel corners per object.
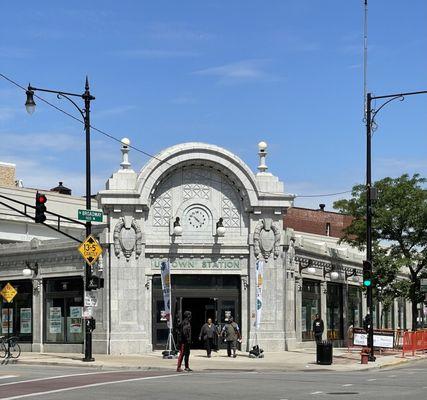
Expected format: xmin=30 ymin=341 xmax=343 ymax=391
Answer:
xmin=113 ymin=217 xmax=143 ymax=261
xmin=253 ymin=218 xmax=281 ymax=261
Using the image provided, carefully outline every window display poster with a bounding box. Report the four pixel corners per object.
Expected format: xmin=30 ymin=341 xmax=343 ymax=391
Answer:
xmin=49 ymin=307 xmax=62 ymax=334
xmin=301 ymin=307 xmax=307 ymax=332
xmin=70 ymin=306 xmax=82 ymax=318
xmin=69 ymin=306 xmax=82 ymax=333
xmin=1 ymin=308 xmax=12 ymax=334
xmin=20 ymin=308 xmax=32 ymax=334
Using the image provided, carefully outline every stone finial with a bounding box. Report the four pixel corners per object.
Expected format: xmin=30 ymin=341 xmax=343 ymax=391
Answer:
xmin=257 ymin=141 xmax=268 ymax=173
xmin=120 ymin=137 xmax=131 ymax=170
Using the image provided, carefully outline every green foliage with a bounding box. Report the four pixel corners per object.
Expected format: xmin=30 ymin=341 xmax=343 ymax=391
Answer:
xmin=333 ymin=174 xmax=427 ymax=328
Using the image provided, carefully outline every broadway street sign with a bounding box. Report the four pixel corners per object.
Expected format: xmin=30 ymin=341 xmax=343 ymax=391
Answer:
xmin=78 ymin=209 xmax=103 ymax=222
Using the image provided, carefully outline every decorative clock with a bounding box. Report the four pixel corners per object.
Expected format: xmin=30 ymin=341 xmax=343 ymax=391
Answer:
xmin=186 ymin=208 xmax=209 ymax=229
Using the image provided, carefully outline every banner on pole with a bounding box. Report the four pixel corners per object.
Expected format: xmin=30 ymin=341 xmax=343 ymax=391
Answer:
xmin=160 ymin=260 xmax=172 ymax=328
xmin=255 ymin=260 xmax=264 ymax=329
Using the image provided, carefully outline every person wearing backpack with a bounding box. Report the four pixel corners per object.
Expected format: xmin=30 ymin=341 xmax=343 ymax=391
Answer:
xmin=221 ymin=316 xmax=241 ymax=358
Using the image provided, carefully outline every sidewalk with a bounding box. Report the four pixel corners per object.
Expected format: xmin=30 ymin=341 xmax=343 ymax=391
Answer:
xmin=11 ymin=348 xmax=426 ymax=372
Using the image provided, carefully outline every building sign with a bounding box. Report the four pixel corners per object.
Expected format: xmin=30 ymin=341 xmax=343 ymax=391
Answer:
xmin=78 ymin=209 xmax=103 ymax=222
xmin=151 ymin=258 xmax=242 ymax=270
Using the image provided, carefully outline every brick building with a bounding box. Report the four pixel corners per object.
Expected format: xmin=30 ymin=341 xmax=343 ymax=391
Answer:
xmin=284 ymin=205 xmax=353 ymax=239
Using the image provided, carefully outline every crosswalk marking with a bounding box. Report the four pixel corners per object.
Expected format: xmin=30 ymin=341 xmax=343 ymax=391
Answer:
xmin=0 ymin=376 xmax=17 ymax=380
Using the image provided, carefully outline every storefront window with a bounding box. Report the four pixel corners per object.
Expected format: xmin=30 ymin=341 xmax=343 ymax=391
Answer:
xmin=301 ymin=280 xmax=320 ymax=341
xmin=383 ymin=304 xmax=394 ymax=329
xmin=0 ymin=280 xmax=33 ymax=342
xmin=327 ymin=283 xmax=343 ymax=340
xmin=44 ymin=277 xmax=84 ymax=344
xmin=372 ymin=299 xmax=379 ymax=329
xmin=397 ymin=298 xmax=406 ymax=330
xmin=347 ymin=285 xmax=362 ymax=328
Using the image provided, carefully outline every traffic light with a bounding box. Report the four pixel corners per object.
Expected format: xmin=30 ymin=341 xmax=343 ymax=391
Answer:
xmin=35 ymin=192 xmax=47 ymax=223
xmin=363 ymin=260 xmax=372 ymax=287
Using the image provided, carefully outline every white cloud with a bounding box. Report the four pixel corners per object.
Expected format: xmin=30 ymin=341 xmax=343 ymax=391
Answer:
xmin=194 ymin=59 xmax=280 ymax=84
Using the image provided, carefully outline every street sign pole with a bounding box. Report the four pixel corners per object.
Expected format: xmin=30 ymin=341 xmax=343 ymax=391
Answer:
xmin=83 ymin=78 xmax=95 ymax=363
xmin=7 ymin=304 xmax=10 ymax=358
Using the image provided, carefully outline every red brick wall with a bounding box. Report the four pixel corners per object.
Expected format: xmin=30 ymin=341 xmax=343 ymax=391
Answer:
xmin=283 ymin=207 xmax=353 ymax=238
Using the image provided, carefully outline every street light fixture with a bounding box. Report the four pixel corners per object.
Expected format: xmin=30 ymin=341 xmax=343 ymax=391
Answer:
xmin=24 ymin=77 xmax=96 ymax=362
xmin=365 ymin=89 xmax=427 ymax=362
xmin=22 ymin=262 xmax=38 ymax=277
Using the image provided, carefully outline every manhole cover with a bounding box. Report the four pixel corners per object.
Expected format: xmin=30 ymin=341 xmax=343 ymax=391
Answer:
xmin=327 ymin=393 xmax=359 ymax=396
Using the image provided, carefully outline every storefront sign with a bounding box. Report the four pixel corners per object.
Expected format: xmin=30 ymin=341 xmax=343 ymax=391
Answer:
xmin=69 ymin=306 xmax=83 ymax=333
xmin=151 ymin=258 xmax=242 ymax=270
xmin=49 ymin=307 xmax=62 ymax=334
xmin=20 ymin=308 xmax=32 ymax=334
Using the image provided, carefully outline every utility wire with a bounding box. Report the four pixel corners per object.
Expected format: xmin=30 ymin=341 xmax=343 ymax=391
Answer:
xmin=0 ymin=72 xmax=353 ymax=200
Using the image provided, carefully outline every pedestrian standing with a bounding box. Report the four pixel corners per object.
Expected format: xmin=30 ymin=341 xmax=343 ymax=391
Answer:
xmin=222 ymin=316 xmax=240 ymax=358
xmin=176 ymin=310 xmax=192 ymax=372
xmin=312 ymin=314 xmax=324 ymax=344
xmin=199 ymin=317 xmax=217 ymax=358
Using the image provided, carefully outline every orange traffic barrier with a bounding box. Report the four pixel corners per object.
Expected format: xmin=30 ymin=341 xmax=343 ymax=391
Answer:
xmin=401 ymin=329 xmax=427 ymax=357
xmin=401 ymin=331 xmax=415 ymax=357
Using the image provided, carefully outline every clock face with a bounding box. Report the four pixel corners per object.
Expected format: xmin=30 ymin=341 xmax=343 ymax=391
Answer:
xmin=187 ymin=209 xmax=208 ymax=229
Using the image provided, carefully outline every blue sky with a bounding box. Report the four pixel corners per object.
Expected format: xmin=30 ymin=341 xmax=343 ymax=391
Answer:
xmin=1 ymin=0 xmax=426 ymax=209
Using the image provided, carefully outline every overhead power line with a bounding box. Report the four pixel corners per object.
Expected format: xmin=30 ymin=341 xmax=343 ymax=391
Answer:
xmin=0 ymin=72 xmax=353 ymax=200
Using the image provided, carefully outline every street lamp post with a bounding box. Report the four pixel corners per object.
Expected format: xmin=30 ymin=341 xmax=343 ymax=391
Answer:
xmin=25 ymin=77 xmax=96 ymax=362
xmin=365 ymin=89 xmax=427 ymax=362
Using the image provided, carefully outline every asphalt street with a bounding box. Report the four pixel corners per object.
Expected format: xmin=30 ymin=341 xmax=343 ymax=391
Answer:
xmin=0 ymin=360 xmax=424 ymax=399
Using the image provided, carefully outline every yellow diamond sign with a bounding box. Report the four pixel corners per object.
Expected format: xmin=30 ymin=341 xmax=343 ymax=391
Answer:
xmin=78 ymin=235 xmax=103 ymax=266
xmin=0 ymin=282 xmax=17 ymax=303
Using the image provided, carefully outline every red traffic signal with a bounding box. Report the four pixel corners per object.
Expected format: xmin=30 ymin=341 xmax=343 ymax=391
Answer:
xmin=37 ymin=194 xmax=47 ymax=204
xmin=35 ymin=192 xmax=47 ymax=223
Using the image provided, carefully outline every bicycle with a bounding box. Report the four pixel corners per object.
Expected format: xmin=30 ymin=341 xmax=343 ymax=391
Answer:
xmin=0 ymin=336 xmax=21 ymax=359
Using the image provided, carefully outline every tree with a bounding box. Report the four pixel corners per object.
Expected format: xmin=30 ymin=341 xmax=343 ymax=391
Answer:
xmin=334 ymin=174 xmax=427 ymax=331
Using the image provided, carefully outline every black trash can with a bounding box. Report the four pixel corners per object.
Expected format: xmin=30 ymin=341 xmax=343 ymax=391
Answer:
xmin=316 ymin=341 xmax=333 ymax=365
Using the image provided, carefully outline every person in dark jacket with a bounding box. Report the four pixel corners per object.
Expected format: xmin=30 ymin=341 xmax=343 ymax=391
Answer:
xmin=312 ymin=314 xmax=324 ymax=343
xmin=221 ymin=316 xmax=241 ymax=358
xmin=199 ymin=318 xmax=217 ymax=358
xmin=176 ymin=310 xmax=192 ymax=372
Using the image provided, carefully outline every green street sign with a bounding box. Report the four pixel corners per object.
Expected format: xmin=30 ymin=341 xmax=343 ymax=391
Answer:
xmin=78 ymin=209 xmax=103 ymax=222
xmin=421 ymin=279 xmax=427 ymax=293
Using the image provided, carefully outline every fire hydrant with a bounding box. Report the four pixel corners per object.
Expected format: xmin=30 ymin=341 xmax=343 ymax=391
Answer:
xmin=360 ymin=347 xmax=370 ymax=364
